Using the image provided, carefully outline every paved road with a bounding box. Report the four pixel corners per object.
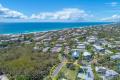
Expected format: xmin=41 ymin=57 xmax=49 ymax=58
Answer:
xmin=52 ymin=56 xmax=66 ymax=77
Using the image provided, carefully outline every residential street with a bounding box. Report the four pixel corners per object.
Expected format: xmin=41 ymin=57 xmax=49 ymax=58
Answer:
xmin=52 ymin=56 xmax=66 ymax=77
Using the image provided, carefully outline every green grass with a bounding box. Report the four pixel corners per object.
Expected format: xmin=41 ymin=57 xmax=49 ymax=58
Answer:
xmin=57 ymin=64 xmax=79 ymax=80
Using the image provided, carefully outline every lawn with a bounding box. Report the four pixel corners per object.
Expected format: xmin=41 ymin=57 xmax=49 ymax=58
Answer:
xmin=58 ymin=64 xmax=79 ymax=80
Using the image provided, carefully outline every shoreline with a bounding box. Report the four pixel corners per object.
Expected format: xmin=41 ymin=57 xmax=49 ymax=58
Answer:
xmin=0 ymin=22 xmax=114 ymax=36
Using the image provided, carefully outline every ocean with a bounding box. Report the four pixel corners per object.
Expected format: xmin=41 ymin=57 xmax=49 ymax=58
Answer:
xmin=0 ymin=22 xmax=111 ymax=34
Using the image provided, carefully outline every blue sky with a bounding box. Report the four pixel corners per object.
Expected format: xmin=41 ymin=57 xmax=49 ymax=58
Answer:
xmin=0 ymin=0 xmax=120 ymax=22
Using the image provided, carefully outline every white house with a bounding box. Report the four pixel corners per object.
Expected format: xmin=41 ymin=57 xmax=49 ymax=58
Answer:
xmin=87 ymin=36 xmax=97 ymax=43
xmin=59 ymin=78 xmax=67 ymax=80
xmin=33 ymin=42 xmax=42 ymax=51
xmin=76 ymin=42 xmax=86 ymax=52
xmin=57 ymin=37 xmax=65 ymax=42
xmin=96 ymin=67 xmax=107 ymax=75
xmin=43 ymin=38 xmax=52 ymax=42
xmin=110 ymin=53 xmax=120 ymax=60
xmin=105 ymin=50 xmax=113 ymax=54
xmin=0 ymin=75 xmax=9 ymax=80
xmin=83 ymin=51 xmax=92 ymax=60
xmin=55 ymin=44 xmax=63 ymax=47
xmin=51 ymin=47 xmax=62 ymax=53
xmin=78 ymin=65 xmax=94 ymax=80
xmin=77 ymin=67 xmax=86 ymax=80
xmin=105 ymin=70 xmax=119 ymax=79
xmin=0 ymin=72 xmax=9 ymax=80
xmin=96 ymin=67 xmax=119 ymax=80
xmin=93 ymin=45 xmax=105 ymax=53
xmin=42 ymin=47 xmax=50 ymax=52
xmin=85 ymin=66 xmax=94 ymax=80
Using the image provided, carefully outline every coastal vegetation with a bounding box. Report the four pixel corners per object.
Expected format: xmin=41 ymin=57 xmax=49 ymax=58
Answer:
xmin=0 ymin=43 xmax=59 ymax=80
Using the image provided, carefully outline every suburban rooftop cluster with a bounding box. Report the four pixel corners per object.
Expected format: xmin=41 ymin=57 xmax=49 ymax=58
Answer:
xmin=0 ymin=23 xmax=120 ymax=80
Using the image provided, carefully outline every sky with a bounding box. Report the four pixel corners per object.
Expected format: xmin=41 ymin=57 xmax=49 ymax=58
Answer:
xmin=0 ymin=0 xmax=120 ymax=22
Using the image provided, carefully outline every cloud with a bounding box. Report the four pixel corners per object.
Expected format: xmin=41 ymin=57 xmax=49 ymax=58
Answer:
xmin=0 ymin=4 xmax=27 ymax=19
xmin=105 ymin=2 xmax=119 ymax=7
xmin=101 ymin=14 xmax=120 ymax=22
xmin=0 ymin=4 xmax=93 ymax=22
xmin=30 ymin=8 xmax=93 ymax=21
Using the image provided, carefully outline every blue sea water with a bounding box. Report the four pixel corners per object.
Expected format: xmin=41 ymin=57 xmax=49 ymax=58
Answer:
xmin=0 ymin=22 xmax=111 ymax=34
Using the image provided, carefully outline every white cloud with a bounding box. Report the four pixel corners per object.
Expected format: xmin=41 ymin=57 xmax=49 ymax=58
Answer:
xmin=101 ymin=14 xmax=120 ymax=22
xmin=0 ymin=4 xmax=27 ymax=19
xmin=31 ymin=8 xmax=93 ymax=21
xmin=0 ymin=4 xmax=93 ymax=22
xmin=105 ymin=2 xmax=119 ymax=7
